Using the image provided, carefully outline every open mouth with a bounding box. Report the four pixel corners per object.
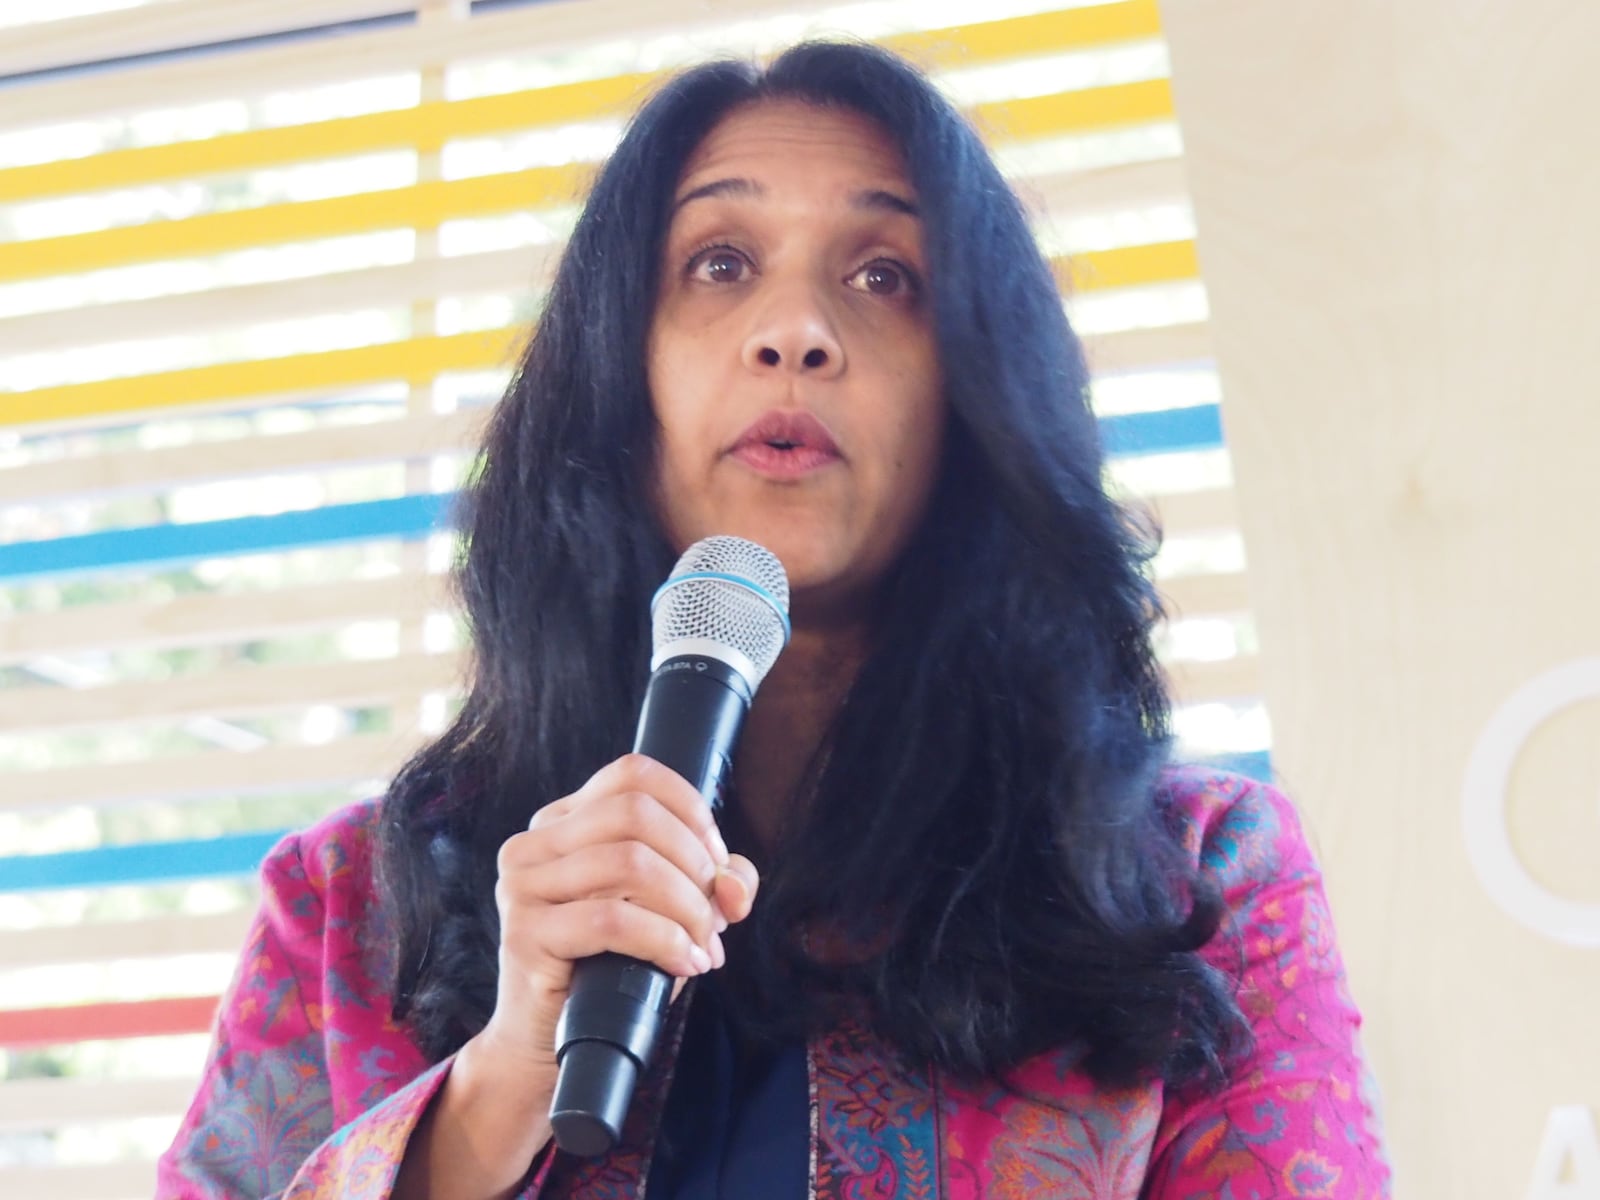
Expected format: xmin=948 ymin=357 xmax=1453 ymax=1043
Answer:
xmin=730 ymin=411 xmax=842 ymax=478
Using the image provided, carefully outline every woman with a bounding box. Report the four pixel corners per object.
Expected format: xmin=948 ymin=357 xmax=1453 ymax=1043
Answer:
xmin=160 ymin=40 xmax=1389 ymax=1199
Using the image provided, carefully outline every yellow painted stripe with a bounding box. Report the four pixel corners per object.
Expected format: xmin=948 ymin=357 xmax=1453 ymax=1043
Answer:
xmin=0 ymin=2 xmax=1163 ymax=205
xmin=0 ymin=166 xmax=595 ymax=286
xmin=1066 ymin=239 xmax=1199 ymax=291
xmin=8 ymin=327 xmax=521 ymax=426
xmin=977 ymin=78 xmax=1173 ymax=142
xmin=0 ymin=81 xmax=1172 ymax=286
xmin=8 ymin=243 xmax=1196 ymax=426
xmin=884 ymin=0 xmax=1161 ymax=67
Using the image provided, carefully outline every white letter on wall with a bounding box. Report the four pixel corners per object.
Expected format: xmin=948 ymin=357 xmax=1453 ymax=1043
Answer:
xmin=1462 ymin=657 xmax=1600 ymax=948
xmin=1527 ymin=1107 xmax=1600 ymax=1200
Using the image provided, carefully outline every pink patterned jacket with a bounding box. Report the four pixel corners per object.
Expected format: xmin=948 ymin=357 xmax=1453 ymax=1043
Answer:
xmin=158 ymin=768 xmax=1390 ymax=1198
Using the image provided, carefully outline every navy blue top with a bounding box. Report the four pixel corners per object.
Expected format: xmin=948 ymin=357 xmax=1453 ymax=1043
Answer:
xmin=646 ymin=979 xmax=809 ymax=1200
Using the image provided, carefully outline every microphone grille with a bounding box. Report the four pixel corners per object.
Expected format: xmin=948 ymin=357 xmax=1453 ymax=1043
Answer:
xmin=651 ymin=536 xmax=791 ymax=685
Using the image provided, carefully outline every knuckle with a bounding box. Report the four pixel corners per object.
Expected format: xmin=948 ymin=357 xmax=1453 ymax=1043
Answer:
xmin=619 ymin=789 xmax=657 ymax=827
xmin=616 ymin=752 xmax=656 ymax=781
xmin=495 ymin=832 xmax=524 ymax=875
xmin=590 ymin=900 xmax=629 ymax=941
xmin=615 ymin=839 xmax=655 ymax=878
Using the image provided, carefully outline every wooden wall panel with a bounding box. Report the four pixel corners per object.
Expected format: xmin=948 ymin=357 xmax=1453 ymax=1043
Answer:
xmin=1160 ymin=2 xmax=1600 ymax=1195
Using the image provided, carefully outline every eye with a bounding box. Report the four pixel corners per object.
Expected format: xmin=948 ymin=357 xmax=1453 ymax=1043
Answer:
xmin=687 ymin=245 xmax=752 ymax=285
xmin=847 ymin=259 xmax=921 ymax=299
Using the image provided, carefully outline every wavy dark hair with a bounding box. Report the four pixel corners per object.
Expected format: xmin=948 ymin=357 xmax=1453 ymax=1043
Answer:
xmin=377 ymin=40 xmax=1251 ymax=1091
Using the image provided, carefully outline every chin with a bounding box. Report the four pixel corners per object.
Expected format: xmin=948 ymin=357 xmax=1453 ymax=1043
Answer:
xmin=749 ymin=532 xmax=840 ymax=589
xmin=670 ymin=513 xmax=880 ymax=618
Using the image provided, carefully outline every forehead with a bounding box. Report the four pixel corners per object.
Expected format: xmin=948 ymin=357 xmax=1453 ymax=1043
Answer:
xmin=677 ymin=99 xmax=913 ymax=193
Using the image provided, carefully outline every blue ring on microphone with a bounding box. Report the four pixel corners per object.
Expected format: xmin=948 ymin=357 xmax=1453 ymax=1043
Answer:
xmin=650 ymin=571 xmax=792 ymax=643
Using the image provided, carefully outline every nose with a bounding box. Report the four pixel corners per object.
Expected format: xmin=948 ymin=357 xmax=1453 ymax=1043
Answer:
xmin=740 ymin=283 xmax=845 ymax=379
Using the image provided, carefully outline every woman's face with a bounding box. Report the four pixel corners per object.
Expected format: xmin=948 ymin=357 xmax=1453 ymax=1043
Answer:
xmin=647 ymin=99 xmax=945 ymax=624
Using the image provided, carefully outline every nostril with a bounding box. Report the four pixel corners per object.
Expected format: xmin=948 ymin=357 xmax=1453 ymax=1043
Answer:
xmin=758 ymin=347 xmax=781 ymax=367
xmin=802 ymin=348 xmax=828 ymax=369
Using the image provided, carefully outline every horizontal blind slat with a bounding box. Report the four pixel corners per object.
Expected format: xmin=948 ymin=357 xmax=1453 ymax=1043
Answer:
xmin=0 ymin=495 xmax=453 ymax=582
xmin=0 ymin=1075 xmax=202 ymax=1132
xmin=0 ymin=573 xmax=452 ymax=661
xmin=0 ymin=997 xmax=220 ymax=1048
xmin=4 ymin=733 xmax=424 ymax=811
xmin=1 ymin=1159 xmax=155 ymax=1200
xmin=0 ymin=0 xmax=414 ymax=79
xmin=0 ymin=835 xmax=289 ymax=894
xmin=0 ymin=410 xmax=485 ymax=507
xmin=1 ymin=910 xmax=254 ymax=969
xmin=0 ymin=651 xmax=464 ymax=736
xmin=0 ymin=246 xmax=552 ymax=356
xmin=1160 ymin=570 xmax=1251 ymax=617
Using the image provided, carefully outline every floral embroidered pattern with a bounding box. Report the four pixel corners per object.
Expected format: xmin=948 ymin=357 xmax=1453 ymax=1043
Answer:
xmin=177 ymin=1037 xmax=330 ymax=1197
xmin=812 ymin=1015 xmax=938 ymax=1200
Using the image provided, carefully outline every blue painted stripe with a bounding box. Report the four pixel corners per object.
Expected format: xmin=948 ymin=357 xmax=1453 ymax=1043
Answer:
xmin=0 ymin=13 xmax=413 ymax=91
xmin=0 ymin=830 xmax=290 ymax=893
xmin=0 ymin=749 xmax=1270 ymax=891
xmin=1202 ymin=749 xmax=1272 ymax=782
xmin=0 ymin=493 xmax=455 ymax=583
xmin=1101 ymin=404 xmax=1224 ymax=457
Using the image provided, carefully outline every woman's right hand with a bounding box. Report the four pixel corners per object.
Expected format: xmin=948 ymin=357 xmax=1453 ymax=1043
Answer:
xmin=397 ymin=753 xmax=759 ymax=1200
xmin=478 ymin=751 xmax=759 ymax=1090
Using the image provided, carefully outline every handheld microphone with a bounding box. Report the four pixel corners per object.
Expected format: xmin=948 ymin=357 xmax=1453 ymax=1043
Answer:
xmin=548 ymin=535 xmax=791 ymax=1157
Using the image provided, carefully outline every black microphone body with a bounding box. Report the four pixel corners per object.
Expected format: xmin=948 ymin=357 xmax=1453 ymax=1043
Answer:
xmin=548 ymin=654 xmax=753 ymax=1157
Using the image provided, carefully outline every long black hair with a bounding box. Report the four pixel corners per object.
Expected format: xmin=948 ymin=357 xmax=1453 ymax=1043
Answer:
xmin=377 ymin=40 xmax=1251 ymax=1091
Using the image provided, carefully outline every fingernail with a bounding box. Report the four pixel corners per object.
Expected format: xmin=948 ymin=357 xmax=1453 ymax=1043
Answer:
xmin=707 ymin=825 xmax=730 ymax=867
xmin=709 ymin=932 xmax=725 ymax=969
xmin=717 ymin=865 xmax=748 ymax=902
xmin=713 ymin=905 xmax=729 ymax=934
xmin=688 ymin=945 xmax=713 ymax=975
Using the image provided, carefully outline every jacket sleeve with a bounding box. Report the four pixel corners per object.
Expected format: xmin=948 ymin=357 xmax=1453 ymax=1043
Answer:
xmin=155 ymin=826 xmax=558 ymax=1199
xmin=1143 ymin=776 xmax=1392 ymax=1199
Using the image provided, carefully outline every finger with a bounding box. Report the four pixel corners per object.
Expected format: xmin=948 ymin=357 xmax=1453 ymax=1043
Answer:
xmin=579 ymin=754 xmax=728 ymax=865
xmin=523 ymin=790 xmax=720 ymax=891
xmin=513 ymin=898 xmax=713 ymax=980
xmin=527 ymin=794 xmax=579 ymax=831
xmin=712 ymin=854 xmax=760 ymax=924
xmin=513 ymin=840 xmax=721 ymax=948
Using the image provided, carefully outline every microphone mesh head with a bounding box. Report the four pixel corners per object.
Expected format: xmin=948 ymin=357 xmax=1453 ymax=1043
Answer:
xmin=651 ymin=536 xmax=790 ymax=685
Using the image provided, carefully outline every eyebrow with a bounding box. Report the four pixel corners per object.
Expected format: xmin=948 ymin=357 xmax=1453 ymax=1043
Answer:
xmin=672 ymin=177 xmax=921 ymax=217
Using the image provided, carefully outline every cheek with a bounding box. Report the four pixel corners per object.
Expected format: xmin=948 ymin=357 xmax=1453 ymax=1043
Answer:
xmin=883 ymin=350 xmax=944 ymax=484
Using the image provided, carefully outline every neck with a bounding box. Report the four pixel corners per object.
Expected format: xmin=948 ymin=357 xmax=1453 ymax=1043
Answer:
xmin=731 ymin=618 xmax=867 ymax=857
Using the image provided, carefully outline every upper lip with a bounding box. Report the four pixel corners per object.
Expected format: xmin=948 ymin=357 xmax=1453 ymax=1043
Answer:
xmin=730 ymin=409 xmax=842 ymax=456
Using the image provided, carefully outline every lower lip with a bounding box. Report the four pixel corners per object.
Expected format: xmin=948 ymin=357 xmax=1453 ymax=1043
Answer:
xmin=731 ymin=443 xmax=841 ymax=479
